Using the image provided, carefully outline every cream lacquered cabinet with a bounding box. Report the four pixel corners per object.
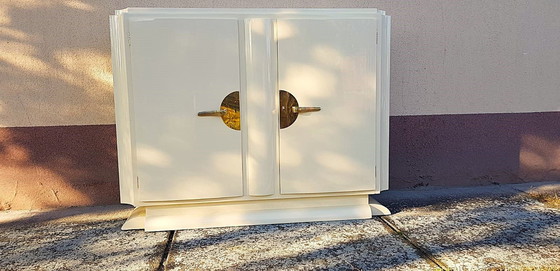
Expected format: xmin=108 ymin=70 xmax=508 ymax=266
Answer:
xmin=110 ymin=8 xmax=391 ymax=231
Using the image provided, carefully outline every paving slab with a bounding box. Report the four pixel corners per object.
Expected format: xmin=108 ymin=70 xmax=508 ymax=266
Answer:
xmin=372 ymin=181 xmax=560 ymax=212
xmin=2 ymin=182 xmax=558 ymax=270
xmin=0 ymin=205 xmax=168 ymax=271
xmin=375 ymin=182 xmax=560 ymax=270
xmin=166 ymin=219 xmax=433 ymax=270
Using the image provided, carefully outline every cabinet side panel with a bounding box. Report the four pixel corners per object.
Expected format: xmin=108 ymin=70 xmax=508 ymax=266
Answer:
xmin=379 ymin=15 xmax=390 ymax=191
xmin=110 ymin=15 xmax=135 ymax=205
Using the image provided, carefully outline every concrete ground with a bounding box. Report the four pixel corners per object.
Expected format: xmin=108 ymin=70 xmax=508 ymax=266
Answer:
xmin=1 ymin=182 xmax=559 ymax=271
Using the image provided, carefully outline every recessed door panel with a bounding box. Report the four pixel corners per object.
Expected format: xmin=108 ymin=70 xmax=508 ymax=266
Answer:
xmin=278 ymin=19 xmax=378 ymax=194
xmin=128 ymin=18 xmax=243 ymax=201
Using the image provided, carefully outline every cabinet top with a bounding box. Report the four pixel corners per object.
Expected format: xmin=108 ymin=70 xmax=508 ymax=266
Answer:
xmin=115 ymin=8 xmax=387 ymax=17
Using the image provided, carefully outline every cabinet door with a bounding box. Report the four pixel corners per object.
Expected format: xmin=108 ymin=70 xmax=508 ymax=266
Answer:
xmin=278 ymin=18 xmax=378 ymax=194
xmin=128 ymin=18 xmax=243 ymax=201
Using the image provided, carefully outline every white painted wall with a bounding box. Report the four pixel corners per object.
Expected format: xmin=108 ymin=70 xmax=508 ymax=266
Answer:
xmin=1 ymin=0 xmax=559 ymax=127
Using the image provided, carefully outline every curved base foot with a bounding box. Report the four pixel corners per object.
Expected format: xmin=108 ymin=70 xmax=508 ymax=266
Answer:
xmin=122 ymin=207 xmax=146 ymax=230
xmin=369 ymin=198 xmax=391 ymax=216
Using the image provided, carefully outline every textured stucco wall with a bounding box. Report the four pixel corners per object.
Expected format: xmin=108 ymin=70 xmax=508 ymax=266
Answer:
xmin=387 ymin=1 xmax=560 ymax=115
xmin=1 ymin=0 xmax=560 ymax=127
xmin=1 ymin=0 xmax=559 ymax=209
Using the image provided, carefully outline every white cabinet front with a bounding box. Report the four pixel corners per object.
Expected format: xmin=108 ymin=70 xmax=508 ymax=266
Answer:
xmin=112 ymin=8 xmax=390 ymax=231
xmin=113 ymin=9 xmax=389 ymax=205
xmin=277 ymin=18 xmax=379 ymax=194
xmin=128 ymin=18 xmax=243 ymax=201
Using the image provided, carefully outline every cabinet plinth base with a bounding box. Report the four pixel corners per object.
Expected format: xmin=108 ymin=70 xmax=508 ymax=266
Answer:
xmin=122 ymin=195 xmax=391 ymax=232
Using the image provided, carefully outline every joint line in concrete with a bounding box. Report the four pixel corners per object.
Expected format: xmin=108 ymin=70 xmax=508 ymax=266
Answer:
xmin=377 ymin=216 xmax=450 ymax=271
xmin=157 ymin=230 xmax=176 ymax=271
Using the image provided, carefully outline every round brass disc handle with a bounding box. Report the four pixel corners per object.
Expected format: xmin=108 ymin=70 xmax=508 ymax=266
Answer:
xmin=197 ymin=91 xmax=240 ymax=130
xmin=279 ymin=90 xmax=320 ymax=129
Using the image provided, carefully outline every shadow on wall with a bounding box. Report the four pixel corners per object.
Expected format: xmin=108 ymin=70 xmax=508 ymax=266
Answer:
xmin=0 ymin=125 xmax=119 ymax=210
xmin=0 ymin=1 xmax=116 ymax=127
xmin=389 ymin=112 xmax=560 ymax=189
xmin=0 ymin=1 xmax=124 ymax=210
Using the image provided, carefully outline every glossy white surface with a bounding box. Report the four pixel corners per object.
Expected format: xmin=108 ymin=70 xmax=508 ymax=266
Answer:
xmin=110 ymin=15 xmax=135 ymax=205
xmin=128 ymin=18 xmax=243 ymax=201
xmin=123 ymin=196 xmax=374 ymax=231
xmin=278 ymin=18 xmax=378 ymax=194
xmin=111 ymin=8 xmax=390 ymax=231
xmin=245 ymin=18 xmax=278 ymax=196
xmin=379 ymin=15 xmax=391 ymax=191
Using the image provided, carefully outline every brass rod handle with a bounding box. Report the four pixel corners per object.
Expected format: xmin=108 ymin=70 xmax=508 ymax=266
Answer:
xmin=197 ymin=109 xmax=225 ymax=117
xmin=292 ymin=106 xmax=321 ymax=114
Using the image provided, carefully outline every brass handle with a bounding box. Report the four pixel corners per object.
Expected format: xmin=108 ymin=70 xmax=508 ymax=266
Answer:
xmin=292 ymin=106 xmax=321 ymax=113
xmin=198 ymin=91 xmax=241 ymax=130
xmin=197 ymin=110 xmax=225 ymax=117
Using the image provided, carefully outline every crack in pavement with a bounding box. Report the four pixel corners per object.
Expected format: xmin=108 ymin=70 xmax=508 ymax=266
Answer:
xmin=377 ymin=216 xmax=451 ymax=271
xmin=157 ymin=231 xmax=176 ymax=271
